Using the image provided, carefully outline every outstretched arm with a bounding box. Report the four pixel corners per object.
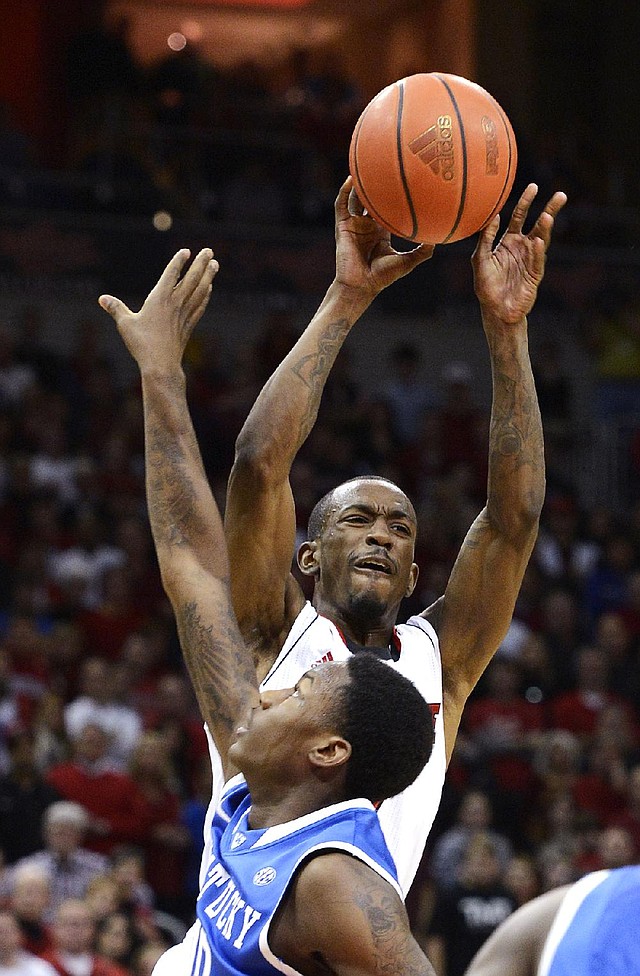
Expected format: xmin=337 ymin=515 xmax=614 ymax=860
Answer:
xmin=99 ymin=250 xmax=260 ymax=777
xmin=225 ymin=176 xmax=434 ymax=666
xmin=424 ymin=184 xmax=567 ymax=761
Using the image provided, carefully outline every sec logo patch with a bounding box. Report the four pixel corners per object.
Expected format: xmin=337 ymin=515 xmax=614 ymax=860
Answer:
xmin=253 ymin=867 xmax=277 ymax=886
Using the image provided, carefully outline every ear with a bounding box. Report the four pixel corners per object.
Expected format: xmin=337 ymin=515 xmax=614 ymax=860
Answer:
xmin=405 ymin=562 xmax=419 ymax=598
xmin=297 ymin=540 xmax=320 ymax=577
xmin=308 ymin=736 xmax=351 ymax=772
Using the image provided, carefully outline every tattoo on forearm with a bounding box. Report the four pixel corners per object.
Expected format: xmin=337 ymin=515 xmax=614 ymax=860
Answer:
xmin=490 ymin=357 xmax=542 ymax=472
xmin=147 ymin=428 xmax=197 ymax=547
xmin=290 ymin=318 xmax=351 ymax=436
xmin=484 ymin=334 xmax=545 ymax=527
xmin=144 ymin=380 xmax=208 ymax=549
xmin=178 ymin=600 xmax=255 ymax=734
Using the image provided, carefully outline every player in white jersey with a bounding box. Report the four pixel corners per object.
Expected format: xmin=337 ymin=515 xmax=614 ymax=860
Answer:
xmin=464 ymin=865 xmax=640 ymax=976
xmin=221 ymin=177 xmax=566 ymax=892
xmin=108 ymin=176 xmax=564 ymax=904
xmin=100 ymin=249 xmax=439 ymax=976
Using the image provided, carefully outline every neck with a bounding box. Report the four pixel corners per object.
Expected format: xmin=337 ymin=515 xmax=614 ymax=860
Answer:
xmin=312 ymin=595 xmax=397 ymax=648
xmin=243 ymin=775 xmax=344 ymax=830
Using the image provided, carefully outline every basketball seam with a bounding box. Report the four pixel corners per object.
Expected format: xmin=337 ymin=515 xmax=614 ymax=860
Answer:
xmin=434 ymin=74 xmax=467 ymax=244
xmin=396 ymin=80 xmax=419 ymax=240
xmin=480 ymin=94 xmax=516 ymax=228
xmin=352 ymin=106 xmax=409 ymax=239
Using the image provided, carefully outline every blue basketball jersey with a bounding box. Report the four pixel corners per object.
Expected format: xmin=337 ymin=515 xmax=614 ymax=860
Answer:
xmin=539 ymin=866 xmax=640 ymax=976
xmin=190 ymin=775 xmax=402 ymax=976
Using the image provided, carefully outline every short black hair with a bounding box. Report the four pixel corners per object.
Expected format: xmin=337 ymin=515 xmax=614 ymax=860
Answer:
xmin=307 ymin=477 xmax=407 ymax=542
xmin=335 ymin=654 xmax=434 ymax=804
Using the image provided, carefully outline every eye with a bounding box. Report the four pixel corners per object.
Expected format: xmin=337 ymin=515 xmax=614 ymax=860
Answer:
xmin=344 ymin=514 xmax=368 ymax=524
xmin=392 ymin=523 xmax=411 ymax=536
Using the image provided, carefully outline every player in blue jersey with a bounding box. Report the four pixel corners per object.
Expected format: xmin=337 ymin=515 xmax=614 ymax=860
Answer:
xmin=464 ymin=865 xmax=640 ymax=976
xmin=100 ymin=250 xmax=440 ymax=976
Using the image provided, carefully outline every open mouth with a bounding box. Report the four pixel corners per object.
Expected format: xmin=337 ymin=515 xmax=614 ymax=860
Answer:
xmin=354 ymin=559 xmax=393 ymax=575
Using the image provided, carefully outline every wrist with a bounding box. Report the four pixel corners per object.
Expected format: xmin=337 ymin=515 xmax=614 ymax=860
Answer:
xmin=139 ymin=363 xmax=187 ymax=389
xmin=480 ymin=305 xmax=528 ymax=332
xmin=327 ymin=278 xmax=376 ymax=320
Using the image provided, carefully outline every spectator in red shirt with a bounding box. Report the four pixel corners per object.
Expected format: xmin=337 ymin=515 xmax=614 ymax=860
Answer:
xmin=127 ymin=732 xmax=189 ymax=920
xmin=77 ymin=567 xmax=146 ymax=663
xmin=45 ymin=724 xmax=144 ymax=855
xmin=463 ymin=657 xmax=547 ymax=831
xmin=548 ymin=643 xmax=638 ymax=743
xmin=144 ymin=675 xmax=207 ymax=797
xmin=576 ymin=824 xmax=637 ymax=875
xmin=572 ymin=733 xmax=629 ymax=825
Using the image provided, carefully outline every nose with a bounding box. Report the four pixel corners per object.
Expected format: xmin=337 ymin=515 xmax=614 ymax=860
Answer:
xmin=260 ymin=688 xmax=293 ymax=709
xmin=366 ymin=519 xmax=392 ymax=549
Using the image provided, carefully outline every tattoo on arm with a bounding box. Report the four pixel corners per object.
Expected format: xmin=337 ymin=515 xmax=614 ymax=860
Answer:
xmin=290 ymin=318 xmax=351 ymax=437
xmin=146 ymin=428 xmax=198 ymax=547
xmin=177 ymin=599 xmax=256 ymax=735
xmin=352 ymin=879 xmax=429 ymax=976
xmin=143 ymin=375 xmax=211 ymax=551
xmin=487 ymin=336 xmax=545 ymax=521
xmin=490 ymin=366 xmax=536 ymax=465
xmin=140 ymin=376 xmax=258 ymax=744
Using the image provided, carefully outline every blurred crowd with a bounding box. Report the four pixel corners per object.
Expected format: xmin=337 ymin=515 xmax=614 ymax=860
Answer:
xmin=0 ymin=12 xmax=616 ymax=231
xmin=0 ymin=282 xmax=638 ymax=976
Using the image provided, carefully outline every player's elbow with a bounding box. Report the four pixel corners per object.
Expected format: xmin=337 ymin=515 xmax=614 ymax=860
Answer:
xmin=157 ymin=559 xmax=183 ymax=604
xmin=231 ymin=434 xmax=281 ymax=491
xmin=487 ymin=494 xmax=542 ymax=543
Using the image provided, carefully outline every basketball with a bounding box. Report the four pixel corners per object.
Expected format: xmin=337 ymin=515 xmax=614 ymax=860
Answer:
xmin=348 ymin=72 xmax=517 ymax=245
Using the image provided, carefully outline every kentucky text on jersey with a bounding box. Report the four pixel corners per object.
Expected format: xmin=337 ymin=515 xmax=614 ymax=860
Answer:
xmin=199 ymin=858 xmax=262 ymax=948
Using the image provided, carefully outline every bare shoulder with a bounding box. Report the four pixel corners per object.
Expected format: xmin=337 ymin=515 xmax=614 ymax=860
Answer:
xmin=420 ymin=595 xmax=444 ymax=632
xmin=271 ymin=853 xmax=433 ymax=976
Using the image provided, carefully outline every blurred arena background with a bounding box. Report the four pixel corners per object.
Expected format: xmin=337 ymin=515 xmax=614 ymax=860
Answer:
xmin=0 ymin=3 xmax=639 ymax=975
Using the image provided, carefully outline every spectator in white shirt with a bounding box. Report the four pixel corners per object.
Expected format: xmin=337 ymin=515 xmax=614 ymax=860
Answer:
xmin=0 ymin=911 xmax=58 ymax=976
xmin=12 ymin=803 xmax=107 ymax=921
xmin=64 ymin=660 xmax=141 ymax=770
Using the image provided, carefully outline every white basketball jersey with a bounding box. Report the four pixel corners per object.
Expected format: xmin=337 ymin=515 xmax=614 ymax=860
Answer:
xmin=201 ymin=601 xmax=446 ymax=897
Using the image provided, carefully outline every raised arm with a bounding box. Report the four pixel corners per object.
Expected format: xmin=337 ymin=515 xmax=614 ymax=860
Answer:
xmin=225 ymin=177 xmax=434 ymax=667
xmin=271 ymin=853 xmax=437 ymax=976
xmin=425 ymin=185 xmax=567 ymax=761
xmin=99 ymin=250 xmax=260 ymax=777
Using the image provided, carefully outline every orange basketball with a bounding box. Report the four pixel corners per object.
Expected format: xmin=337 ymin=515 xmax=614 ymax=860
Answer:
xmin=349 ymin=72 xmax=517 ymax=244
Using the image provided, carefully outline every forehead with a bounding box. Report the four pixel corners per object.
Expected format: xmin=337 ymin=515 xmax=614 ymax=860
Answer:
xmin=329 ymin=481 xmax=416 ymax=521
xmin=302 ymin=661 xmax=349 ymax=696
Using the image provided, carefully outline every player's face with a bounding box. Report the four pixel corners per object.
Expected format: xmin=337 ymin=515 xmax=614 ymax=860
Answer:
xmin=302 ymin=481 xmax=419 ymax=622
xmin=228 ymin=664 xmax=348 ymax=777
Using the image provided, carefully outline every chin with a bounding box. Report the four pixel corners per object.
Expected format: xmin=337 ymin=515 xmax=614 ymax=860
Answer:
xmin=227 ymin=739 xmax=246 ymax=770
xmin=347 ymin=589 xmax=388 ymax=623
